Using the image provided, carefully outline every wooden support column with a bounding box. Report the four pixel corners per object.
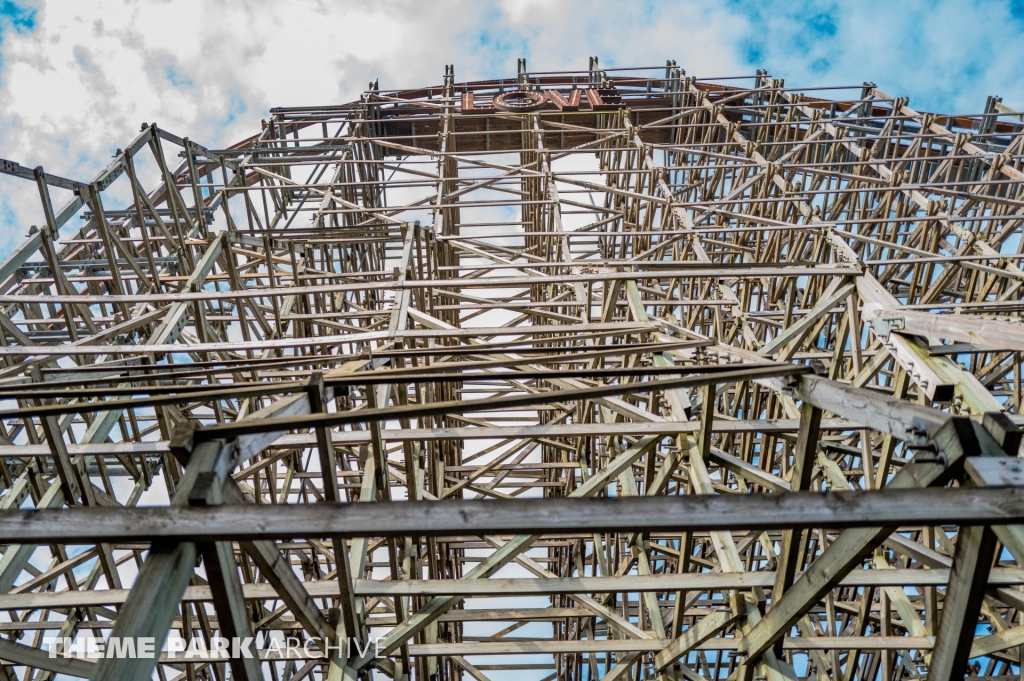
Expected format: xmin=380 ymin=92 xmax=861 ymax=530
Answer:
xmin=771 ymin=402 xmax=821 ymax=637
xmin=197 ymin=540 xmax=261 ymax=680
xmin=92 ymin=438 xmax=226 ymax=681
xmin=308 ymin=373 xmax=362 ymax=644
xmin=930 ymin=523 xmax=998 ymax=680
xmin=737 ymin=416 xmax=984 ymax=679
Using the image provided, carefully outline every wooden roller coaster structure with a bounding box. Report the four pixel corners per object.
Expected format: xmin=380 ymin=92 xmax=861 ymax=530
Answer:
xmin=1 ymin=58 xmax=1024 ymax=680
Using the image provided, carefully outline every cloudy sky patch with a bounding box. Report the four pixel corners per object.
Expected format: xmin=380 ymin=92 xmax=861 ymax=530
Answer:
xmin=0 ymin=0 xmax=1021 ymax=258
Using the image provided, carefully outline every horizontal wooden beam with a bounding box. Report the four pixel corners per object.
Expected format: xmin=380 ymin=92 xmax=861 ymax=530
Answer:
xmin=0 ymin=417 xmax=860 ymax=458
xmin=0 ymin=264 xmax=858 ymax=306
xmin=4 ymin=567 xmax=1024 ymax=610
xmin=869 ymin=308 xmax=1024 ymax=352
xmin=2 ymin=487 xmax=1023 ymax=544
xmin=191 ymin=365 xmax=811 ymax=442
xmin=404 ymin=637 xmax=936 ymax=656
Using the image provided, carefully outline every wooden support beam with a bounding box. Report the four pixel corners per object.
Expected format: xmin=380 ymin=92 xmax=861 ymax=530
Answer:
xmin=91 ymin=437 xmax=236 ymax=679
xmin=3 ymin=487 xmax=1024 ymax=544
xmin=930 ymin=523 xmax=998 ymax=679
xmin=772 ymin=404 xmax=821 ymax=599
xmin=1 ymin=67 xmax=1021 ymax=679
xmin=197 ymin=540 xmax=262 ymax=680
xmin=737 ymin=416 xmax=986 ymax=676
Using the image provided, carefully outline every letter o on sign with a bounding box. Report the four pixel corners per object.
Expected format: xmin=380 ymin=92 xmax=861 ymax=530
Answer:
xmin=493 ymin=90 xmax=547 ymax=113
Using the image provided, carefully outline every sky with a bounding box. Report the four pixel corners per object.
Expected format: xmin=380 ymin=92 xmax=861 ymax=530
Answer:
xmin=1 ymin=0 xmax=1023 ymax=258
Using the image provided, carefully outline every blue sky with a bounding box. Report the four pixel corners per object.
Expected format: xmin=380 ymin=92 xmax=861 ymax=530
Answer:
xmin=0 ymin=0 xmax=1022 ymax=259
xmin=0 ymin=0 xmax=34 ymax=34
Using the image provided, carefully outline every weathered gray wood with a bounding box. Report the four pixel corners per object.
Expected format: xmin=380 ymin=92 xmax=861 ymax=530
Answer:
xmin=930 ymin=523 xmax=998 ymax=680
xmin=967 ymin=456 xmax=1024 ymax=488
xmin=653 ymin=608 xmax=740 ymax=670
xmin=773 ymin=404 xmax=821 ymax=601
xmin=193 ymin=365 xmax=811 ymax=442
xmin=198 ymin=540 xmax=262 ymax=681
xmin=5 ymin=566 xmax=1024 ymax=610
xmin=785 ymin=374 xmax=949 ymax=443
xmin=3 ymin=487 xmax=1024 ymax=544
xmin=0 ymin=634 xmax=95 ymax=678
xmin=404 ymin=636 xmax=936 ymax=656
xmin=870 ymin=307 xmax=1024 ymax=352
xmin=1 ymin=66 xmax=1020 ymax=680
xmin=737 ymin=416 xmax=983 ymax=675
xmin=90 ymin=438 xmax=229 ymax=681
xmin=224 ymin=485 xmax=335 ymax=643
xmin=0 ymin=417 xmax=858 ymax=458
xmin=90 ymin=542 xmax=197 ymax=681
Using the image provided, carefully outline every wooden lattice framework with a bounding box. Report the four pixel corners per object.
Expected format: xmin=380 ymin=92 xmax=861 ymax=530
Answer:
xmin=2 ymin=59 xmax=1024 ymax=681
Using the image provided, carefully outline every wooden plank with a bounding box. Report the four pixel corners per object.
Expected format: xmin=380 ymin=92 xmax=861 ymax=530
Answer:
xmin=869 ymin=308 xmax=1024 ymax=352
xmin=2 ymin=68 xmax=1021 ymax=679
xmin=194 ymin=365 xmax=811 ymax=442
xmin=89 ymin=437 xmax=229 ymax=680
xmin=404 ymin=637 xmax=937 ymax=656
xmin=197 ymin=541 xmax=261 ymax=680
xmin=737 ymin=416 xmax=984 ymax=674
xmin=0 ymin=418 xmax=860 ymax=458
xmin=6 ymin=567 xmax=1024 ymax=610
xmin=3 ymin=488 xmax=1024 ymax=544
xmin=930 ymin=524 xmax=998 ymax=679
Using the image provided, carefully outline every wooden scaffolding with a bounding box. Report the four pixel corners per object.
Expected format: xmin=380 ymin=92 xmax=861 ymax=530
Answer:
xmin=1 ymin=59 xmax=1024 ymax=680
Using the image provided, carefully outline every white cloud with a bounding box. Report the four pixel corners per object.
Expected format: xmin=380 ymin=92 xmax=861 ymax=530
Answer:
xmin=0 ymin=0 xmax=1021 ymax=257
